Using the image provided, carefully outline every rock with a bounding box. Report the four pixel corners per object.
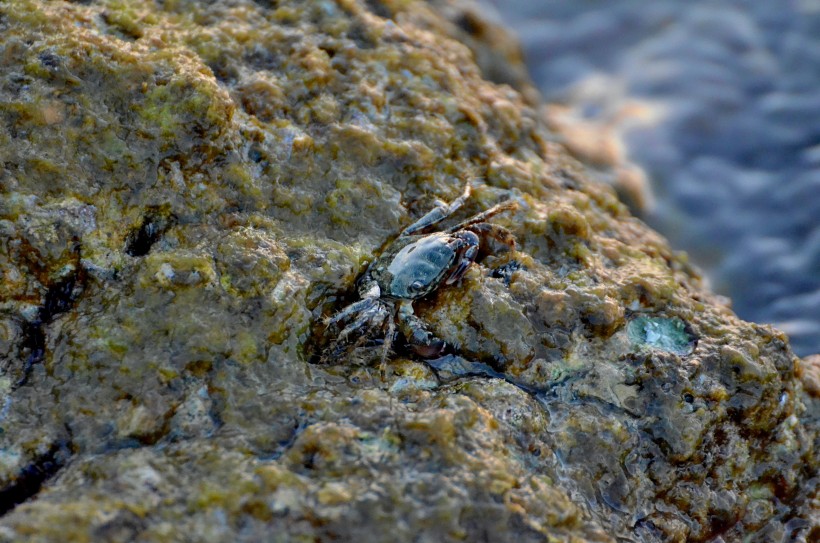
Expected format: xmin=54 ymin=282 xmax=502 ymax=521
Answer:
xmin=0 ymin=0 xmax=815 ymax=542
xmin=627 ymin=315 xmax=696 ymax=356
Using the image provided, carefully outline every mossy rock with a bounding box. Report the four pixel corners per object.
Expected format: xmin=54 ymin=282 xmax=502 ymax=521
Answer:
xmin=0 ymin=1 xmax=816 ymax=542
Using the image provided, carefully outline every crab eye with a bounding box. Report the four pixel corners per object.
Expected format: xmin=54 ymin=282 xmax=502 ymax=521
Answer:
xmin=409 ymin=280 xmax=425 ymax=294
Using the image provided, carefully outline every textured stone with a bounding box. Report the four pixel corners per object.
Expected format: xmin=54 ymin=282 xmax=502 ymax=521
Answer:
xmin=0 ymin=1 xmax=816 ymax=542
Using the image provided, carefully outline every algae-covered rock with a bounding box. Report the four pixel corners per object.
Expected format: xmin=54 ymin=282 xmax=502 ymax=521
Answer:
xmin=0 ymin=0 xmax=816 ymax=542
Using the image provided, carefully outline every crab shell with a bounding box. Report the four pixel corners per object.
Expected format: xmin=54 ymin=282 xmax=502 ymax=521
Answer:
xmin=368 ymin=230 xmax=479 ymax=300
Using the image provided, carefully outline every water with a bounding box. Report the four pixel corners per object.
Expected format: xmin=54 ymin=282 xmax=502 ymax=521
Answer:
xmin=481 ymin=0 xmax=820 ymax=356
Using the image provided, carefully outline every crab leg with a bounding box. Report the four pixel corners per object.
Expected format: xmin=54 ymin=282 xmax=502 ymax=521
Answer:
xmin=445 ymin=199 xmax=517 ymax=233
xmin=400 ymin=184 xmax=472 ymax=236
xmin=322 ymin=302 xmax=389 ymax=363
xmin=356 ymin=278 xmax=381 ymax=300
xmin=325 ymin=296 xmax=379 ymax=334
xmin=335 ymin=303 xmax=388 ymax=344
xmin=380 ymin=314 xmax=396 ymax=381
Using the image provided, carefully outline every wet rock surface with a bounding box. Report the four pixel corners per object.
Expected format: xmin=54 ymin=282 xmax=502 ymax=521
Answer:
xmin=0 ymin=1 xmax=816 ymax=542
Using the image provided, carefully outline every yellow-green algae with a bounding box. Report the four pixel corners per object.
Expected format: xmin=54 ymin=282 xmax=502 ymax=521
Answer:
xmin=0 ymin=0 xmax=816 ymax=542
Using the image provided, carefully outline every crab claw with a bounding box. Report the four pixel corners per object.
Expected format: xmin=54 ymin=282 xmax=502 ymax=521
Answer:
xmin=445 ymin=231 xmax=479 ymax=285
xmin=411 ymin=340 xmax=447 ymax=358
xmin=398 ymin=301 xmax=448 ymax=358
xmin=465 ymin=223 xmax=516 ymax=259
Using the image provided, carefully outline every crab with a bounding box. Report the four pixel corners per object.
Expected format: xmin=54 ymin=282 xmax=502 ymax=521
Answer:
xmin=320 ymin=185 xmax=518 ymax=366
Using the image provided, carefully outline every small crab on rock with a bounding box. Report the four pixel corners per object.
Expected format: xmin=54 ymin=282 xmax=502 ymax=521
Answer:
xmin=320 ymin=185 xmax=518 ymax=366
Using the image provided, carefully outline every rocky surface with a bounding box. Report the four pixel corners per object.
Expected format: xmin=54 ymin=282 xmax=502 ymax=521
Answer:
xmin=0 ymin=0 xmax=816 ymax=542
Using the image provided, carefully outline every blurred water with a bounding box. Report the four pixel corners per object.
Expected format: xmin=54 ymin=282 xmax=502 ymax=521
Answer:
xmin=481 ymin=0 xmax=820 ymax=356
